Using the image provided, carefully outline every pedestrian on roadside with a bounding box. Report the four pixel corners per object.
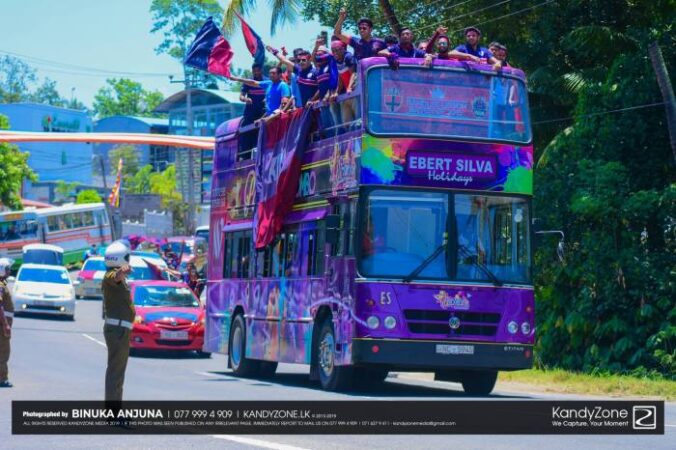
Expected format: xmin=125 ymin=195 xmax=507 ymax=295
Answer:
xmin=102 ymin=241 xmax=134 ymax=403
xmin=0 ymin=258 xmax=15 ymax=388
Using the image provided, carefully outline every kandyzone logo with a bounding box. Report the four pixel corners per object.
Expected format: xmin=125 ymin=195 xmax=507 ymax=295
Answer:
xmin=632 ymin=406 xmax=657 ymax=430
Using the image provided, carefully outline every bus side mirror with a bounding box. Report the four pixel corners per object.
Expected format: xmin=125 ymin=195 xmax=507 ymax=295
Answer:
xmin=556 ymin=239 xmax=565 ymax=263
xmin=534 ymin=228 xmax=565 ymax=264
xmin=325 ymin=214 xmax=340 ymax=246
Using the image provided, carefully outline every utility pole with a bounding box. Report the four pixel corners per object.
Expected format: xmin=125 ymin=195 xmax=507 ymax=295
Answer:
xmin=649 ymin=42 xmax=676 ymax=164
xmin=171 ymin=69 xmax=196 ymax=234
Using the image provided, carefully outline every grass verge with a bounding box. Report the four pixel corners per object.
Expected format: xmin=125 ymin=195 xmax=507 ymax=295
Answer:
xmin=498 ymin=368 xmax=675 ymax=400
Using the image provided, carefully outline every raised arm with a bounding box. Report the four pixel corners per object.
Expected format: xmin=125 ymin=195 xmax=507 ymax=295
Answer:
xmin=266 ymin=45 xmax=294 ymax=72
xmin=426 ymin=26 xmax=447 ymax=55
xmin=334 ymin=8 xmax=351 ymax=45
xmin=229 ymin=75 xmax=260 ymax=87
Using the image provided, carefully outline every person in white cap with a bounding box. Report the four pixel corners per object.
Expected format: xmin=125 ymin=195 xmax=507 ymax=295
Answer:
xmin=0 ymin=257 xmax=15 ymax=388
xmin=101 ymin=241 xmax=133 ymax=402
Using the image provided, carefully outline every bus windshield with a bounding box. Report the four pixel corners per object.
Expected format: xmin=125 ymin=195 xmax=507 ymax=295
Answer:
xmin=359 ymin=189 xmax=531 ymax=284
xmin=0 ymin=219 xmax=38 ymax=242
xmin=366 ymin=66 xmax=531 ymax=144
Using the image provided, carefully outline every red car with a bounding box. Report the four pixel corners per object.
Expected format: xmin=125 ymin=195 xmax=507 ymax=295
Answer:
xmin=129 ymin=280 xmax=209 ymax=357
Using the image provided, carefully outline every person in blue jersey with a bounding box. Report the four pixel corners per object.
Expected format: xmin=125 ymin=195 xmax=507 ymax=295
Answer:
xmin=333 ymin=8 xmax=386 ymax=61
xmin=229 ymin=67 xmax=291 ymax=118
xmin=238 ymin=63 xmax=267 ymax=152
xmin=268 ymin=45 xmax=319 ymax=107
xmin=455 ymin=26 xmax=503 ymax=70
xmin=378 ymin=27 xmax=426 ymax=59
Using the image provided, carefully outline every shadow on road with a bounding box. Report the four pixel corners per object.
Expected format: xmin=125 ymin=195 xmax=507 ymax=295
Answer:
xmin=14 ymin=312 xmax=74 ymax=321
xmin=200 ymin=371 xmax=531 ymax=399
xmin=130 ymin=349 xmax=211 ymax=360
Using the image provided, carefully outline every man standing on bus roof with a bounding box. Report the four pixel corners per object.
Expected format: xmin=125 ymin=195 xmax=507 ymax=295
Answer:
xmin=268 ymin=45 xmax=319 ymax=108
xmin=240 ymin=63 xmax=267 ymax=124
xmin=101 ymin=241 xmax=134 ymax=403
xmin=0 ymin=258 xmax=15 ymax=388
xmin=422 ymin=26 xmax=477 ymax=67
xmin=229 ymin=67 xmax=291 ymax=117
xmin=333 ymin=8 xmax=386 ymax=61
xmin=378 ymin=27 xmax=426 ymax=58
xmin=455 ymin=26 xmax=503 ymax=70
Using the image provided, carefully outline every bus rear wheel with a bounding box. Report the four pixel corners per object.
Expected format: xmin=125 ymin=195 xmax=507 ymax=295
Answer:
xmin=229 ymin=314 xmax=259 ymax=377
xmin=460 ymin=370 xmax=498 ymax=396
xmin=316 ymin=320 xmax=353 ymax=391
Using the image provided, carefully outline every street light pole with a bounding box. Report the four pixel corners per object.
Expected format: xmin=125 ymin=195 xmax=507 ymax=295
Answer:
xmin=170 ymin=69 xmax=196 ymax=235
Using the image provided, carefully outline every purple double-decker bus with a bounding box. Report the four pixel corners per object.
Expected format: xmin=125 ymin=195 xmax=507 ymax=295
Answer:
xmin=205 ymin=57 xmax=533 ymax=394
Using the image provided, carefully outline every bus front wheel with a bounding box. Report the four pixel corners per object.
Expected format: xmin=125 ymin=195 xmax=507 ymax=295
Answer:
xmin=316 ymin=320 xmax=353 ymax=391
xmin=229 ymin=314 xmax=259 ymax=377
xmin=460 ymin=370 xmax=498 ymax=396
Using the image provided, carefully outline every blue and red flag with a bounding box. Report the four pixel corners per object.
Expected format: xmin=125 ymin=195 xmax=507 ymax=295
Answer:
xmin=235 ymin=12 xmax=265 ymax=68
xmin=253 ymin=109 xmax=313 ymax=249
xmin=184 ymin=17 xmax=233 ymax=78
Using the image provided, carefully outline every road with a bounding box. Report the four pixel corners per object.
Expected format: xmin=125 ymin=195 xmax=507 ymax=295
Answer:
xmin=1 ymin=294 xmax=674 ymax=449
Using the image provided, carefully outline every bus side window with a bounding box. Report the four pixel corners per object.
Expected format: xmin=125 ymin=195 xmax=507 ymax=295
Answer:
xmin=284 ymin=227 xmax=299 ymax=278
xmin=222 ymin=232 xmax=232 ymax=279
xmin=306 ymin=222 xmax=326 ymax=276
xmin=61 ymin=214 xmax=72 ymax=230
xmin=272 ymin=235 xmax=286 ymax=278
xmin=71 ymin=213 xmax=84 ymax=228
xmin=47 ymin=216 xmax=59 ymax=232
xmin=330 ymin=203 xmax=354 ymax=257
xmin=237 ymin=231 xmax=252 ymax=278
xmin=228 ymin=231 xmax=241 ymax=278
xmin=83 ymin=211 xmax=94 ymax=226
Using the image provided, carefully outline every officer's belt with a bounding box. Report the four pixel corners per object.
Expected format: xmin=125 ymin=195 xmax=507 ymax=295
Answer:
xmin=3 ymin=311 xmax=13 ymax=318
xmin=104 ymin=318 xmax=132 ymax=329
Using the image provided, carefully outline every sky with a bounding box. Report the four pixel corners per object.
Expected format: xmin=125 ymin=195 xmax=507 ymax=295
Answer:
xmin=2 ymin=0 xmax=325 ymax=110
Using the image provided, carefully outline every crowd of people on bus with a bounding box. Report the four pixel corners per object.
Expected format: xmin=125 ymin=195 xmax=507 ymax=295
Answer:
xmin=228 ymin=8 xmax=512 ymax=126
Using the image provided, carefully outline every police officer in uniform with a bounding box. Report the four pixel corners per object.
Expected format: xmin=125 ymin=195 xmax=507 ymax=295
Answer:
xmin=0 ymin=258 xmax=15 ymax=388
xmin=102 ymin=242 xmax=134 ymax=402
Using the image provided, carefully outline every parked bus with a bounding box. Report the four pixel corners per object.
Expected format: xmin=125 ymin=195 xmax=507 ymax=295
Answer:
xmin=204 ymin=57 xmax=534 ymax=394
xmin=0 ymin=203 xmax=111 ymax=269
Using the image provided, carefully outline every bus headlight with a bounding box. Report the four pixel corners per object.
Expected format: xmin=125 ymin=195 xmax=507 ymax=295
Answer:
xmin=384 ymin=316 xmax=397 ymax=329
xmin=521 ymin=322 xmax=531 ymax=335
xmin=367 ymin=316 xmax=380 ymax=329
xmin=507 ymin=321 xmax=518 ymax=334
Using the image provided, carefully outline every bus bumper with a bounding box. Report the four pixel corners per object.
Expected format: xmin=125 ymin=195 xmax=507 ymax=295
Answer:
xmin=352 ymin=338 xmax=533 ymax=371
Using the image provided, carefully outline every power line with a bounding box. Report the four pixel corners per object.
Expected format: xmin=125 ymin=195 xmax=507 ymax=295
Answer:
xmin=417 ymin=0 xmax=512 ymax=35
xmin=0 ymin=49 xmax=177 ymax=78
xmin=451 ymin=0 xmax=557 ymax=33
xmin=532 ymin=101 xmax=666 ymax=125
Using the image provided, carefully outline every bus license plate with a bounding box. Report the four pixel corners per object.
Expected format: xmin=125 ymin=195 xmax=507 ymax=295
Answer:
xmin=436 ymin=344 xmax=474 ymax=355
xmin=160 ymin=330 xmax=188 ymax=340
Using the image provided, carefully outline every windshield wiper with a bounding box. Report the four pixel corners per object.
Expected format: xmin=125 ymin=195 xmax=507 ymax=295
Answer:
xmin=403 ymin=239 xmax=447 ymax=283
xmin=457 ymin=244 xmax=503 ymax=287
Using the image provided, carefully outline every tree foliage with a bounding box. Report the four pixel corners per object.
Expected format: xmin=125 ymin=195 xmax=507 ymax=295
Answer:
xmin=76 ymin=189 xmax=103 ymax=204
xmin=108 ymin=145 xmax=141 ymax=183
xmin=92 ymin=78 xmax=164 ymax=118
xmin=0 ymin=56 xmax=37 ymax=103
xmin=150 ymin=164 xmax=188 ymax=233
xmin=0 ymin=114 xmax=37 ymax=209
xmin=221 ymin=0 xmax=301 ymax=36
xmin=299 ymin=0 xmax=675 ymax=376
xmin=128 ymin=165 xmax=154 ymax=194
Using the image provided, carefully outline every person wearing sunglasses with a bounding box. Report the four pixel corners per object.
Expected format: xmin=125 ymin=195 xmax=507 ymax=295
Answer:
xmin=268 ymin=45 xmax=319 ymax=108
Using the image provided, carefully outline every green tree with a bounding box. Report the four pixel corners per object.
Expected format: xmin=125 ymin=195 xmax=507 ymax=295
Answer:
xmin=0 ymin=55 xmax=37 ymax=103
xmin=128 ymin=165 xmax=154 ymax=194
xmin=0 ymin=114 xmax=37 ymax=209
xmin=29 ymin=78 xmax=66 ymax=107
xmin=76 ymin=189 xmax=103 ymax=204
xmin=92 ymin=78 xmax=165 ymax=118
xmin=149 ymin=164 xmax=189 ymax=233
xmin=54 ymin=181 xmax=80 ymax=204
xmin=108 ymin=145 xmax=140 ymax=183
xmin=222 ymin=0 xmax=301 ymax=35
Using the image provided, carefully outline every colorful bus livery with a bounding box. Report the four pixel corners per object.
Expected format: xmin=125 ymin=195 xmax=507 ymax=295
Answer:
xmin=0 ymin=203 xmax=111 ymax=268
xmin=205 ymin=57 xmax=534 ymax=394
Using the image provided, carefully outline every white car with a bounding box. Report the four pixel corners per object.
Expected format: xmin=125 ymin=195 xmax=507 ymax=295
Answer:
xmin=12 ymin=264 xmax=76 ymax=320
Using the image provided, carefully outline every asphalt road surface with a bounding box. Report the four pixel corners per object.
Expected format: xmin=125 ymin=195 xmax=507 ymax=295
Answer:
xmin=1 ymin=292 xmax=674 ymax=449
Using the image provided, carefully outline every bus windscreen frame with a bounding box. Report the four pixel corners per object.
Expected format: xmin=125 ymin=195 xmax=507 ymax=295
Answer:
xmin=365 ymin=65 xmax=532 ymax=145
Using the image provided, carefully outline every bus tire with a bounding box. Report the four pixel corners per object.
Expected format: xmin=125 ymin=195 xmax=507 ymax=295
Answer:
xmin=258 ymin=361 xmax=278 ymax=379
xmin=316 ymin=320 xmax=353 ymax=391
xmin=460 ymin=370 xmax=498 ymax=396
xmin=228 ymin=314 xmax=259 ymax=377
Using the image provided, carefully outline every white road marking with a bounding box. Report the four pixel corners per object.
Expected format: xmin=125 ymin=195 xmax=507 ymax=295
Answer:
xmin=665 ymin=424 xmax=676 ymax=427
xmin=212 ymin=435 xmax=310 ymax=450
xmin=82 ymin=333 xmax=106 ymax=348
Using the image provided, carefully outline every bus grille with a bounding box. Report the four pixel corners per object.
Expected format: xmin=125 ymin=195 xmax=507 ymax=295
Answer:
xmin=403 ymin=309 xmax=500 ymax=337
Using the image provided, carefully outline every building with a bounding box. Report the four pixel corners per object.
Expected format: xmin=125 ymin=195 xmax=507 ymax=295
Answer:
xmin=154 ymin=89 xmax=244 ymax=211
xmin=93 ymin=116 xmax=171 ymax=176
xmin=0 ymin=103 xmax=93 ymax=200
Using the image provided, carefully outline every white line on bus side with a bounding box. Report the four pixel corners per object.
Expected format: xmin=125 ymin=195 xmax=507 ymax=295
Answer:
xmin=211 ymin=434 xmax=311 ymax=450
xmin=81 ymin=333 xmax=106 ymax=348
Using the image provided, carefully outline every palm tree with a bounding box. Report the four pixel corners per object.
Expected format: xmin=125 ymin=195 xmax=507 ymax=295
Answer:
xmin=222 ymin=0 xmax=302 ymax=36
